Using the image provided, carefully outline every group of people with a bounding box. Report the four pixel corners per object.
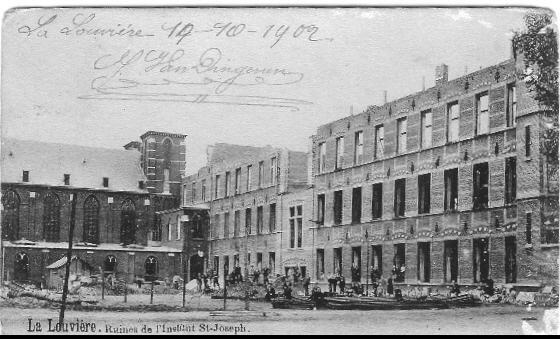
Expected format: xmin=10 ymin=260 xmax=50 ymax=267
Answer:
xmin=225 ymin=266 xmax=273 ymax=287
xmin=196 ymin=271 xmax=221 ymax=292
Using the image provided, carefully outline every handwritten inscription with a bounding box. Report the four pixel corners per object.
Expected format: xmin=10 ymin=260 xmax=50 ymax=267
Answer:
xmin=16 ymin=11 xmax=319 ymax=111
xmin=17 ymin=13 xmax=333 ymax=48
xmin=83 ymin=48 xmax=311 ymax=111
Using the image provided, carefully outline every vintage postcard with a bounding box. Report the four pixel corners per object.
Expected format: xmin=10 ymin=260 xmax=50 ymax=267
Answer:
xmin=0 ymin=5 xmax=558 ymax=335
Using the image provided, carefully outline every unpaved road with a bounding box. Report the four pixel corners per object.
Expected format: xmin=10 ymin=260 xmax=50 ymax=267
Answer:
xmin=0 ymin=299 xmax=557 ymax=335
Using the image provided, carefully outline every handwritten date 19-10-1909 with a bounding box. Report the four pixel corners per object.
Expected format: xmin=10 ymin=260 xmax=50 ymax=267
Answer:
xmin=155 ymin=21 xmax=331 ymax=48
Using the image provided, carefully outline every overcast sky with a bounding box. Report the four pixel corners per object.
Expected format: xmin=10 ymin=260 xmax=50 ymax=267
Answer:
xmin=1 ymin=7 xmax=538 ymax=173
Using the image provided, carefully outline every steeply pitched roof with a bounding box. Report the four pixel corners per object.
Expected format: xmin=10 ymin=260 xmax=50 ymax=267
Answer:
xmin=1 ymin=138 xmax=148 ymax=192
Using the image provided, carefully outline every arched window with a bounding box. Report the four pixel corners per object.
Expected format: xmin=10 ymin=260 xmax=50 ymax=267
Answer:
xmin=152 ymin=196 xmax=162 ymax=242
xmin=162 ymin=139 xmax=172 ymax=194
xmin=120 ymin=198 xmax=136 ymax=245
xmin=1 ymin=190 xmax=20 ymax=241
xmin=83 ymin=195 xmax=100 ymax=244
xmin=145 ymin=256 xmax=158 ymax=278
xmin=43 ymin=193 xmax=61 ymax=242
xmin=104 ymin=255 xmax=117 ymax=272
xmin=162 ymin=138 xmax=172 ymax=170
xmin=14 ymin=252 xmax=29 ymax=281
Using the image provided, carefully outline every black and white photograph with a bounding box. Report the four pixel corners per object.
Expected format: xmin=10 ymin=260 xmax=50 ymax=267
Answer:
xmin=0 ymin=2 xmax=558 ymax=335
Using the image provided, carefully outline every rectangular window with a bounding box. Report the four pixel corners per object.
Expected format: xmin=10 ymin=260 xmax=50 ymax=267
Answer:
xmin=444 ymin=240 xmax=459 ymax=283
xmin=525 ymin=125 xmax=531 ymax=157
xmin=269 ymin=252 xmax=276 ymax=273
xmin=289 ymin=207 xmax=295 ymax=248
xmin=354 ymin=131 xmax=364 ymax=165
xmin=289 ymin=206 xmax=303 ymax=248
xmin=139 ymin=181 xmax=144 ymax=190
xmin=444 ymin=168 xmax=459 ymax=212
xmin=269 ymin=203 xmax=276 ymax=233
xmin=245 ymin=208 xmax=252 ymax=235
xmin=224 ymin=212 xmax=230 ymax=238
xmin=225 ymin=171 xmax=231 ymax=197
xmin=257 ymin=206 xmax=264 ymax=234
xmin=333 ymin=190 xmax=343 ymax=225
xmin=257 ymin=253 xmax=263 ymax=270
xmin=507 ymin=84 xmax=517 ymax=127
xmin=476 ymin=92 xmax=489 ymax=135
xmin=374 ymin=125 xmax=384 ymax=159
xmin=318 ymin=142 xmax=326 ymax=174
xmin=64 ymin=174 xmax=70 ymax=185
xmin=258 ymin=161 xmax=265 ymax=188
xmin=317 ymin=194 xmax=325 ymax=225
xmin=168 ymin=221 xmax=172 ymax=241
xmin=447 ymin=102 xmax=460 ymax=142
xmin=234 ymin=210 xmax=240 ymax=238
xmin=372 ymin=245 xmax=383 ymax=275
xmin=103 ymin=177 xmax=109 ymax=187
xmin=177 ymin=216 xmax=182 ymax=240
xmin=235 ymin=168 xmax=241 ymax=195
xmin=270 ymin=157 xmax=277 ymax=186
xmin=297 ymin=206 xmax=303 ymax=248
xmin=334 ymin=248 xmax=343 ymax=276
xmin=473 ymin=162 xmax=489 ymax=210
xmin=352 ymin=187 xmax=362 ymax=224
xmin=202 ymin=179 xmax=207 ymax=201
xmin=505 ymin=157 xmax=517 ymax=204
xmin=505 ymin=236 xmax=517 ymax=283
xmin=335 ymin=137 xmax=344 ymax=170
xmin=473 ymin=238 xmax=489 ymax=283
xmin=393 ymin=243 xmax=405 ymax=282
xmin=215 ymin=175 xmax=220 ymax=198
xmin=394 ymin=178 xmax=406 ymax=217
xmin=191 ymin=182 xmax=196 ymax=204
xmin=418 ymin=242 xmax=431 ymax=282
xmin=421 ymin=109 xmax=433 ymax=148
xmin=246 ymin=165 xmax=252 ymax=191
xmin=397 ymin=118 xmax=408 ymax=154
xmin=418 ymin=174 xmax=431 ymax=214
xmin=372 ymin=183 xmax=383 ymax=219
xmin=317 ymin=249 xmax=325 ymax=280
xmin=526 ymin=213 xmax=532 ymax=245
xmin=224 ymin=256 xmax=230 ymax=276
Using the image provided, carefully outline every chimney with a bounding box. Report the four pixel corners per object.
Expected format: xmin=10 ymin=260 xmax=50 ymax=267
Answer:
xmin=435 ymin=64 xmax=449 ymax=86
xmin=383 ymin=90 xmax=387 ymax=104
xmin=422 ymin=76 xmax=425 ymax=91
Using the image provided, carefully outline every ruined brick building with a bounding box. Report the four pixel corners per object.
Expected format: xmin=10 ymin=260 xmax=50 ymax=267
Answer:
xmin=2 ymin=53 xmax=558 ymax=292
xmin=1 ymin=131 xmax=186 ymax=287
xmin=309 ymin=57 xmax=558 ymax=289
xmin=178 ymin=143 xmax=310 ymax=282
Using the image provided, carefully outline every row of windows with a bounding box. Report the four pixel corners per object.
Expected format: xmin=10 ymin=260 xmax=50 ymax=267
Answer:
xmin=190 ymin=157 xmax=278 ymax=204
xmin=316 ymin=158 xmax=517 ymax=224
xmin=318 ymin=85 xmax=518 ymax=173
xmin=316 ymin=236 xmax=518 ymax=284
xmin=213 ymin=203 xmax=277 ymax=239
xmin=1 ymin=191 xmax=139 ymax=245
xmin=12 ymin=253 xmax=159 ymax=282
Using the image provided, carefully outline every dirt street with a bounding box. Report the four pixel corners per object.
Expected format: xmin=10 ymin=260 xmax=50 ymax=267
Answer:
xmin=0 ymin=298 xmax=557 ymax=335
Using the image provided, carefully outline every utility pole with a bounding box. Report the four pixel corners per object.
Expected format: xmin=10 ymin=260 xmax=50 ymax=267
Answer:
xmin=59 ymin=192 xmax=77 ymax=325
xmin=365 ymin=230 xmax=369 ymax=297
xmin=223 ymin=264 xmax=227 ymax=310
xmin=244 ymin=228 xmax=250 ymax=311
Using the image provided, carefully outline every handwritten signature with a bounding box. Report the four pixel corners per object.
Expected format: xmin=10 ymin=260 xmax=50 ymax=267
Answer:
xmin=82 ymin=48 xmax=312 ymax=111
